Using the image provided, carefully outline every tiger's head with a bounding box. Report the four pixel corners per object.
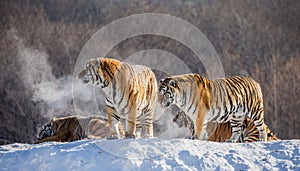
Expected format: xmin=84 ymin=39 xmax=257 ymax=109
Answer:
xmin=78 ymin=57 xmax=122 ymax=88
xmin=37 ymin=117 xmax=63 ymax=140
xmin=37 ymin=122 xmax=56 ymax=140
xmin=158 ymin=78 xmax=180 ymax=108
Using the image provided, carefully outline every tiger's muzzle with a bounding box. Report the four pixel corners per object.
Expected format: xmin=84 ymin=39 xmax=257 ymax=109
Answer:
xmin=78 ymin=69 xmax=90 ymax=84
xmin=159 ymin=91 xmax=174 ymax=108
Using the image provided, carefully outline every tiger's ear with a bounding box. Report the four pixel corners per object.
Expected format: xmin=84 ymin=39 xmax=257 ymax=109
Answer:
xmin=91 ymin=58 xmax=101 ymax=67
xmin=169 ymin=79 xmax=176 ymax=87
xmin=96 ymin=57 xmax=103 ymax=67
xmin=86 ymin=62 xmax=90 ymax=68
xmin=51 ymin=117 xmax=57 ymax=122
xmin=159 ymin=79 xmax=164 ymax=84
xmin=94 ymin=60 xmax=99 ymax=66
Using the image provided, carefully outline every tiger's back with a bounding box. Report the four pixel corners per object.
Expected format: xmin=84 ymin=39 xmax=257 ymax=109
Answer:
xmin=78 ymin=115 xmax=125 ymax=139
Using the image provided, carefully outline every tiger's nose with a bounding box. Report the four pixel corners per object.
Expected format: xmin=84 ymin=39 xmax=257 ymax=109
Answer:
xmin=83 ymin=79 xmax=89 ymax=84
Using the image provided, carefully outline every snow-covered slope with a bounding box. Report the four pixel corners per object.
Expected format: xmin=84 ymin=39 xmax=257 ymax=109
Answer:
xmin=0 ymin=139 xmax=299 ymax=171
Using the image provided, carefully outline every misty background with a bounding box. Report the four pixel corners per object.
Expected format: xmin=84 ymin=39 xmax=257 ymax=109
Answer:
xmin=0 ymin=0 xmax=299 ymax=144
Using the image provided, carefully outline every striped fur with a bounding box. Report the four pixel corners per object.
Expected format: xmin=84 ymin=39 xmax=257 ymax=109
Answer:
xmin=35 ymin=115 xmax=125 ymax=143
xmin=173 ymin=110 xmax=279 ymax=142
xmin=78 ymin=115 xmax=125 ymax=139
xmin=78 ymin=58 xmax=157 ymax=139
xmin=158 ymin=74 xmax=267 ymax=142
xmin=173 ymin=111 xmax=195 ymax=138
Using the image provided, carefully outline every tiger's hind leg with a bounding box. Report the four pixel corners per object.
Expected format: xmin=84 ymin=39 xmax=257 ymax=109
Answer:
xmin=142 ymin=107 xmax=154 ymax=138
xmin=125 ymin=102 xmax=137 ymax=139
xmin=106 ymin=106 xmax=121 ymax=140
xmin=248 ymin=106 xmax=267 ymax=141
xmin=135 ymin=112 xmax=142 ymax=139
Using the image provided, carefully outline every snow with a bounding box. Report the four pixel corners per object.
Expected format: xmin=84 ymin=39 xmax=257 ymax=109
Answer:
xmin=0 ymin=139 xmax=299 ymax=171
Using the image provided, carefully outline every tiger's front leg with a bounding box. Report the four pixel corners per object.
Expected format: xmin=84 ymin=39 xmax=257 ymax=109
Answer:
xmin=34 ymin=130 xmax=72 ymax=144
xmin=125 ymin=102 xmax=137 ymax=139
xmin=106 ymin=106 xmax=121 ymax=140
xmin=193 ymin=109 xmax=209 ymax=140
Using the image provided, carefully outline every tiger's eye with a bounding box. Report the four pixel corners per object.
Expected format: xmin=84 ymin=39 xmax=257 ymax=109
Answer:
xmin=161 ymin=86 xmax=167 ymax=93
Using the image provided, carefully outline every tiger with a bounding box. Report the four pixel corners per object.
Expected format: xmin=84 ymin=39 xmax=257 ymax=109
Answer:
xmin=35 ymin=115 xmax=125 ymax=144
xmin=172 ymin=110 xmax=195 ymax=138
xmin=158 ymin=74 xmax=267 ymax=142
xmin=173 ymin=110 xmax=279 ymax=142
xmin=78 ymin=57 xmax=157 ymax=139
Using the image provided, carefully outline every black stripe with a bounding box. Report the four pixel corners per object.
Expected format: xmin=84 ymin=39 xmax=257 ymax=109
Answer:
xmin=187 ymin=94 xmax=195 ymax=113
xmin=112 ymin=113 xmax=120 ymax=121
xmin=123 ymin=90 xmax=133 ymax=110
xmin=182 ymin=89 xmax=186 ymax=107
xmin=225 ymin=83 xmax=234 ymax=112
xmin=192 ymin=101 xmax=198 ymax=115
xmin=214 ymin=107 xmax=222 ymax=121
xmin=112 ymin=78 xmax=117 ymax=103
xmin=210 ymin=108 xmax=219 ymax=121
xmin=220 ymin=113 xmax=229 ymax=121
xmin=104 ymin=63 xmax=113 ymax=79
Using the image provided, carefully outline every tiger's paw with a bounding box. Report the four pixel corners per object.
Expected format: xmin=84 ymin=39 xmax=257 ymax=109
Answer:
xmin=125 ymin=135 xmax=136 ymax=139
xmin=187 ymin=136 xmax=195 ymax=140
xmin=225 ymin=139 xmax=238 ymax=143
xmin=143 ymin=134 xmax=153 ymax=139
xmin=106 ymin=135 xmax=119 ymax=140
xmin=125 ymin=132 xmax=136 ymax=139
xmin=258 ymin=138 xmax=267 ymax=141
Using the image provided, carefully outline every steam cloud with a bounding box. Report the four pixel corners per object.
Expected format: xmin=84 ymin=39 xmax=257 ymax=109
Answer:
xmin=13 ymin=31 xmax=102 ymax=119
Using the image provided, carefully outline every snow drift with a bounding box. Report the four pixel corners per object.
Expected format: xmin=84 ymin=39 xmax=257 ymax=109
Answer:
xmin=0 ymin=139 xmax=299 ymax=171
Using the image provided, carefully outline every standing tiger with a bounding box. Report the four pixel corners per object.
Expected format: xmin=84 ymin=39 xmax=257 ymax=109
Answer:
xmin=35 ymin=115 xmax=125 ymax=144
xmin=158 ymin=74 xmax=267 ymax=142
xmin=78 ymin=58 xmax=157 ymax=139
xmin=173 ymin=110 xmax=279 ymax=142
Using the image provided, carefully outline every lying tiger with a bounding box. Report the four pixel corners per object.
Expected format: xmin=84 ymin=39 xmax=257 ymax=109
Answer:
xmin=78 ymin=57 xmax=157 ymax=139
xmin=173 ymin=110 xmax=279 ymax=142
xmin=158 ymin=74 xmax=268 ymax=142
xmin=35 ymin=115 xmax=124 ymax=144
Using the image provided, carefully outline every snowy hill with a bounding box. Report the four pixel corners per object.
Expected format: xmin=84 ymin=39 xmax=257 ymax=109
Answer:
xmin=0 ymin=139 xmax=299 ymax=171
